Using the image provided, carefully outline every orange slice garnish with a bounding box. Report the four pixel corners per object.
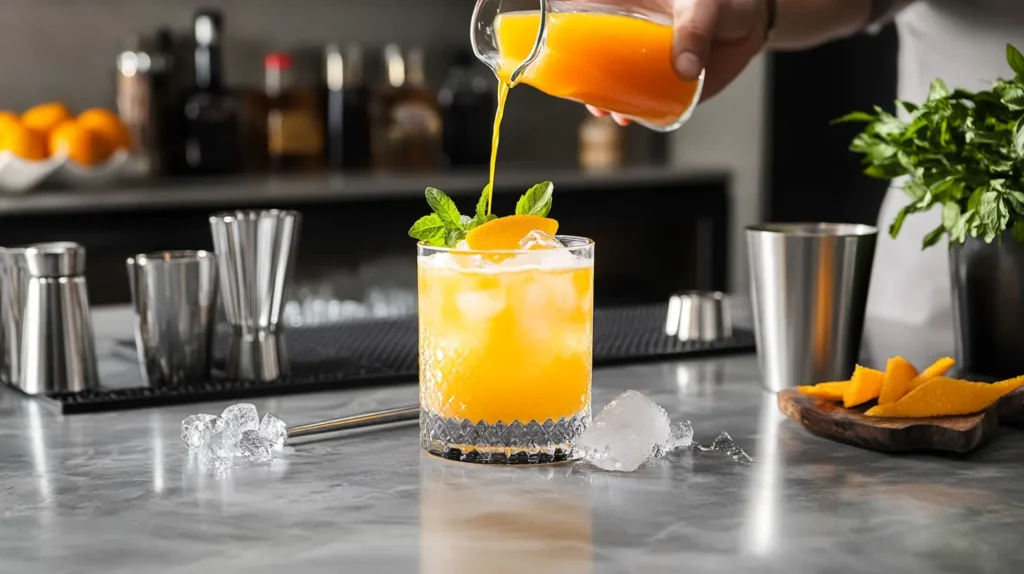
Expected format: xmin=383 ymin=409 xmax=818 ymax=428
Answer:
xmin=465 ymin=215 xmax=559 ymax=250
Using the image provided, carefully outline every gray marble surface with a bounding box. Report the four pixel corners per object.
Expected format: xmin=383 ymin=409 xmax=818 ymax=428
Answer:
xmin=2 ymin=308 xmax=1024 ymax=573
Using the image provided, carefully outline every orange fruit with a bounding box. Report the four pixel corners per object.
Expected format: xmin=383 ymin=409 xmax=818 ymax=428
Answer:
xmin=78 ymin=108 xmax=131 ymax=150
xmin=22 ymin=102 xmax=73 ymax=139
xmin=465 ymin=215 xmax=559 ymax=250
xmin=49 ymin=120 xmax=112 ymax=166
xmin=0 ymin=110 xmax=20 ymax=134
xmin=0 ymin=121 xmax=48 ymax=161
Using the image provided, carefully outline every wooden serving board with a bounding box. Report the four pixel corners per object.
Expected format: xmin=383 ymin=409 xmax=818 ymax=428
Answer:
xmin=777 ymin=387 xmax=1024 ymax=454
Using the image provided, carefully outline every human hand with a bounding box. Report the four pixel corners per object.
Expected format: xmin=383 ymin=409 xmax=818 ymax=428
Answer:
xmin=587 ymin=0 xmax=769 ymax=126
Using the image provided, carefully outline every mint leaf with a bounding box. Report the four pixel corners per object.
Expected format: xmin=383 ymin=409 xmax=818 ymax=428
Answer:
xmin=425 ymin=187 xmax=463 ymax=231
xmin=467 ymin=184 xmax=494 ymax=230
xmin=831 ymin=111 xmax=876 ymax=124
xmin=445 ymin=229 xmax=464 ymax=247
xmin=889 ymin=205 xmax=914 ymax=239
xmin=1008 ymin=44 xmax=1024 ymax=79
xmin=515 ymin=181 xmax=554 ymax=217
xmin=409 ymin=214 xmax=446 ymax=246
xmin=941 ymin=201 xmax=960 ymax=231
xmin=476 ymin=184 xmax=491 ymax=221
xmin=1013 ymin=117 xmax=1024 ymax=157
xmin=927 ymin=79 xmax=949 ymax=102
xmin=922 ymin=225 xmax=945 ymax=249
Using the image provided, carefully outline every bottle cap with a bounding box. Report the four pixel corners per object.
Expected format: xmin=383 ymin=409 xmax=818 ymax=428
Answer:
xmin=265 ymin=53 xmax=294 ymax=70
xmin=193 ymin=10 xmax=222 ymax=46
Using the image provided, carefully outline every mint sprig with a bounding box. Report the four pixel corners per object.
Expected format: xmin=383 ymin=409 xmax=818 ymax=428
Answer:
xmin=408 ymin=181 xmax=555 ymax=247
xmin=839 ymin=43 xmax=1024 ymax=248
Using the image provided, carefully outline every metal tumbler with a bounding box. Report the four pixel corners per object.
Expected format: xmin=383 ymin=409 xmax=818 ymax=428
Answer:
xmin=127 ymin=250 xmax=218 ymax=386
xmin=747 ymin=223 xmax=877 ymax=392
xmin=209 ymin=209 xmax=301 ymax=382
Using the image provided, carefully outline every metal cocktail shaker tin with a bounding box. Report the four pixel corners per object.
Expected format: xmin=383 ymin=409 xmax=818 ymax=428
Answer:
xmin=747 ymin=223 xmax=877 ymax=392
xmin=17 ymin=242 xmax=99 ymax=395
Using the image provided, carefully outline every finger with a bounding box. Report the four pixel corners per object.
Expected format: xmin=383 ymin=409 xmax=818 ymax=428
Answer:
xmin=586 ymin=104 xmax=608 ymax=117
xmin=673 ymin=0 xmax=720 ymax=80
xmin=698 ymin=35 xmax=762 ymax=102
xmin=611 ymin=113 xmax=632 ymax=127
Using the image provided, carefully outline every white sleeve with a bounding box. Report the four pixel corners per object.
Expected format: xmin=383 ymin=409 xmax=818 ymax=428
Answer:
xmin=865 ymin=0 xmax=917 ymax=34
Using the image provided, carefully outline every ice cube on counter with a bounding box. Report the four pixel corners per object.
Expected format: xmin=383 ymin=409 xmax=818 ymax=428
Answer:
xmin=259 ymin=413 xmax=287 ymax=450
xmin=575 ymin=392 xmax=751 ymax=472
xmin=575 ymin=390 xmax=673 ymax=472
xmin=696 ymin=431 xmax=753 ymax=463
xmin=201 ymin=429 xmax=236 ymax=470
xmin=220 ymin=403 xmax=259 ymax=442
xmin=671 ymin=420 xmax=695 ymax=449
xmin=238 ymin=429 xmax=274 ymax=464
xmin=183 ymin=403 xmax=288 ymax=472
xmin=181 ymin=414 xmax=225 ymax=452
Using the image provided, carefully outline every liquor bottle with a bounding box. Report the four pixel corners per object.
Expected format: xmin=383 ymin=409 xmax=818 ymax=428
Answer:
xmin=116 ymin=31 xmax=175 ymax=177
xmin=173 ymin=9 xmax=243 ymax=175
xmin=372 ymin=44 xmax=443 ymax=171
xmin=116 ymin=35 xmax=157 ymax=177
xmin=579 ymin=114 xmax=624 ymax=171
xmin=265 ymin=52 xmax=324 ymax=172
xmin=438 ymin=50 xmax=495 ymax=167
xmin=324 ymin=44 xmax=372 ymax=171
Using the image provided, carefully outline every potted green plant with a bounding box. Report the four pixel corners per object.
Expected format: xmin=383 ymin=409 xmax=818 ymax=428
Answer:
xmin=839 ymin=44 xmax=1024 ymax=379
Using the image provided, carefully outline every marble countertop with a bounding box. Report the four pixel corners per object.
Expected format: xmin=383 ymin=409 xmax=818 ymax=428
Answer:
xmin=2 ymin=308 xmax=1023 ymax=573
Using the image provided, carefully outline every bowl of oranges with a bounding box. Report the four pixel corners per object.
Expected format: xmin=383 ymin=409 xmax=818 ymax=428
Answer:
xmin=0 ymin=103 xmax=131 ymax=192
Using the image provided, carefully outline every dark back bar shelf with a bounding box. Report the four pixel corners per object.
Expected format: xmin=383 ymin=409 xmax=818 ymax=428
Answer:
xmin=0 ymin=168 xmax=731 ymax=308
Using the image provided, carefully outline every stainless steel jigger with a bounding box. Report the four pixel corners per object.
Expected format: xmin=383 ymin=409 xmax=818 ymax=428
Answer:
xmin=19 ymin=242 xmax=99 ymax=394
xmin=209 ymin=209 xmax=301 ymax=382
xmin=665 ymin=291 xmax=733 ymax=342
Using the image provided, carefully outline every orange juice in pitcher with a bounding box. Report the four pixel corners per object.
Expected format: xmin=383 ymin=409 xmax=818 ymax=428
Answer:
xmin=472 ymin=0 xmax=704 ymax=132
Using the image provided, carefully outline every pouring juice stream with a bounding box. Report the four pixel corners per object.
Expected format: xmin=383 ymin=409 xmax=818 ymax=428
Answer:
xmin=484 ymin=9 xmax=701 ymax=212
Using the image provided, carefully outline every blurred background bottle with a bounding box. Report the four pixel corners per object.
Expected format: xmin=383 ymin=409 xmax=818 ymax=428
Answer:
xmin=116 ymin=35 xmax=159 ymax=178
xmin=438 ymin=50 xmax=494 ymax=168
xmin=265 ymin=52 xmax=324 ymax=172
xmin=324 ymin=43 xmax=372 ymax=171
xmin=579 ymin=114 xmax=624 ymax=171
xmin=172 ymin=9 xmax=243 ymax=176
xmin=372 ymin=44 xmax=443 ymax=171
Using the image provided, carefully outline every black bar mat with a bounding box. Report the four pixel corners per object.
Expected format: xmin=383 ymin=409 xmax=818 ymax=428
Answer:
xmin=36 ymin=303 xmax=755 ymax=414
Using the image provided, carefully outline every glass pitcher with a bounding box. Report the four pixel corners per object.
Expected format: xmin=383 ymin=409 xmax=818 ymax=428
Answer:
xmin=471 ymin=0 xmax=704 ymax=132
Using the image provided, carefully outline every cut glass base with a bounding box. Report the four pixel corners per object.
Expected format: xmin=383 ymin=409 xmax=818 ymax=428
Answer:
xmin=420 ymin=408 xmax=591 ymax=464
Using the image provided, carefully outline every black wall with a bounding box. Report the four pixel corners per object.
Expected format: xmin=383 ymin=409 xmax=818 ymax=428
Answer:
xmin=769 ymin=25 xmax=899 ymax=226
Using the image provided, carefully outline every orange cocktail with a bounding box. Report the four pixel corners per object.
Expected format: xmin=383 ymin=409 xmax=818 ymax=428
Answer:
xmin=489 ymin=2 xmax=702 ymax=130
xmin=417 ymin=237 xmax=594 ymax=464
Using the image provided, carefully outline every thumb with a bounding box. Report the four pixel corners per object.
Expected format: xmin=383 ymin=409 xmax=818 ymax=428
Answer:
xmin=673 ymin=0 xmax=720 ymax=81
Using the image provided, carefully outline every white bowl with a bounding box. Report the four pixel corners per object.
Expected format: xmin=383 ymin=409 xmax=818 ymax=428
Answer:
xmin=0 ymin=152 xmax=62 ymax=193
xmin=52 ymin=148 xmax=131 ymax=187
xmin=0 ymin=149 xmax=131 ymax=192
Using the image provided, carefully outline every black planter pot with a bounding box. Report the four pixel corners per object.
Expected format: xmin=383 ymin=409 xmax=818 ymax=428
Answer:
xmin=950 ymin=233 xmax=1024 ymax=379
